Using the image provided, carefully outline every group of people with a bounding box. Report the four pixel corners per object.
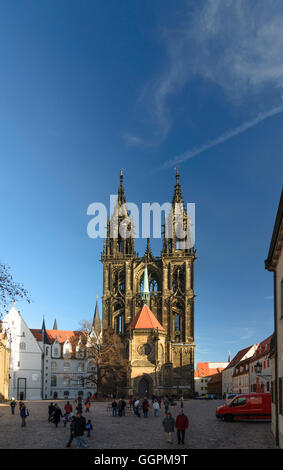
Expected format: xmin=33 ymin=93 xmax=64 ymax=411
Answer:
xmin=10 ymin=398 xmax=29 ymax=427
xmin=162 ymin=409 xmax=189 ymax=445
xmin=111 ymin=398 xmax=127 ymax=417
xmin=47 ymin=397 xmax=93 ymax=448
xmin=9 ymin=393 xmax=188 ymax=446
xmin=110 ymin=395 xmax=189 ymax=445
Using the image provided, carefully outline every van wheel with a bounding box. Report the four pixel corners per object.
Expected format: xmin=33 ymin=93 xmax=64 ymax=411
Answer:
xmin=224 ymin=414 xmax=234 ymax=422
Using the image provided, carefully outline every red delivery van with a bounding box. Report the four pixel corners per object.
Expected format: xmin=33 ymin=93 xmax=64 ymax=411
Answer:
xmin=216 ymin=393 xmax=271 ymax=422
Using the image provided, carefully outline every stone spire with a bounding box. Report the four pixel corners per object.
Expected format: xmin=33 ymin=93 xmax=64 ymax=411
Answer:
xmin=104 ymin=171 xmax=135 ymax=257
xmin=172 ymin=168 xmax=184 ymax=205
xmin=118 ymin=169 xmax=126 ymax=206
xmin=41 ymin=316 xmax=48 ymax=344
xmin=144 ymin=237 xmax=153 ymax=261
xmin=141 ymin=264 xmax=150 ymax=306
xmin=92 ymin=299 xmax=102 ymax=337
xmin=53 ymin=317 xmax=58 ymax=330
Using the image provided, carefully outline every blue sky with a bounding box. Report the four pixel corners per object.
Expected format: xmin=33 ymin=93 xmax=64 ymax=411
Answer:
xmin=0 ymin=0 xmax=282 ymax=365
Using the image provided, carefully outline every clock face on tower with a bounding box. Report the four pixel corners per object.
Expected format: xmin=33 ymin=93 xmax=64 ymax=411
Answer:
xmin=137 ymin=344 xmax=151 ymax=356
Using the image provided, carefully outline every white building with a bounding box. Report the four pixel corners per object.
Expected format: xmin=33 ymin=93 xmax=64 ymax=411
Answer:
xmin=232 ymin=358 xmax=250 ymax=394
xmin=222 ymin=345 xmax=258 ymax=396
xmin=265 ymin=189 xmax=283 ymax=447
xmin=2 ymin=304 xmax=43 ymax=400
xmin=194 ymin=362 xmax=228 ymax=397
xmin=3 ymin=302 xmax=101 ymax=401
xmin=249 ymin=336 xmax=272 ymax=393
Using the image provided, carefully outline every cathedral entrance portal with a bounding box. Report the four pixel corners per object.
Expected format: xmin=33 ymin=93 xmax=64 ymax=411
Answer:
xmin=138 ymin=377 xmax=149 ymax=398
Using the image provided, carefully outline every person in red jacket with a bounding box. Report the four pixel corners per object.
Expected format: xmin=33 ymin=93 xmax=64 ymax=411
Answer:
xmin=64 ymin=401 xmax=72 ymax=419
xmin=175 ymin=409 xmax=189 ymax=445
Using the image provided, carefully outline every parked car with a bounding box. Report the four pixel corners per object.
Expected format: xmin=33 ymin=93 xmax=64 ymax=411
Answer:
xmin=224 ymin=393 xmax=237 ymax=401
xmin=216 ymin=393 xmax=271 ymax=422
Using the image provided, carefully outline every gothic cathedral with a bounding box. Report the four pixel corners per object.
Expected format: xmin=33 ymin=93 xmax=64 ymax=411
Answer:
xmin=101 ymin=171 xmax=196 ymax=397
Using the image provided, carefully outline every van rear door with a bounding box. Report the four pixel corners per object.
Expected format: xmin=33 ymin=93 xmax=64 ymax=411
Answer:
xmin=248 ymin=395 xmax=263 ymax=420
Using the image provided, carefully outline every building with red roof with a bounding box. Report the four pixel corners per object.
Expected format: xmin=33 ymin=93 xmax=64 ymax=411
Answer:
xmin=194 ymin=362 xmax=228 ymax=397
xmin=222 ymin=344 xmax=258 ymax=396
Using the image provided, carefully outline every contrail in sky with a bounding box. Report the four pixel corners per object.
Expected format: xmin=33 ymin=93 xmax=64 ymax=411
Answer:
xmin=161 ymin=104 xmax=283 ymax=170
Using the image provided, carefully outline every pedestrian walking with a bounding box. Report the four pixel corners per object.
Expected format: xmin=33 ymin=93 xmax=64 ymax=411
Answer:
xmin=112 ymin=399 xmax=118 ymax=417
xmin=162 ymin=412 xmax=175 ymax=443
xmin=117 ymin=399 xmax=123 ymax=417
xmin=180 ymin=395 xmax=184 ymax=408
xmin=85 ymin=401 xmax=91 ymax=413
xmin=134 ymin=399 xmax=142 ymax=417
xmin=164 ymin=396 xmax=170 ymax=414
xmin=73 ymin=412 xmax=89 ymax=449
xmin=175 ymin=409 xmax=189 ymax=445
xmin=10 ymin=398 xmax=17 ymax=415
xmin=19 ymin=401 xmax=24 ymax=412
xmin=86 ymin=419 xmax=93 ymax=437
xmin=48 ymin=402 xmax=55 ymax=422
xmin=76 ymin=402 xmax=83 ymax=414
xmin=121 ymin=399 xmax=126 ymax=416
xmin=153 ymin=399 xmax=160 ymax=417
xmin=62 ymin=413 xmax=68 ymax=427
xmin=142 ymin=398 xmax=149 ymax=418
xmin=20 ymin=403 xmax=29 ymax=427
xmin=64 ymin=401 xmax=72 ymax=418
xmin=66 ymin=415 xmax=76 ymax=448
xmin=53 ymin=404 xmax=63 ymax=428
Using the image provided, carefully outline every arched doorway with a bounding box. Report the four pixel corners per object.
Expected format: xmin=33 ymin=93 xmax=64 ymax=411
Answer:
xmin=138 ymin=377 xmax=149 ymax=398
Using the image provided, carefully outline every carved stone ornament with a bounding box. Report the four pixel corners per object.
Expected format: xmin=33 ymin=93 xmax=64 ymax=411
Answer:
xmin=137 ymin=344 xmax=151 ymax=356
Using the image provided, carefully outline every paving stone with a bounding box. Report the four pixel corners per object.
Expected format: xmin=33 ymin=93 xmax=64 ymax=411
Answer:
xmin=0 ymin=399 xmax=277 ymax=449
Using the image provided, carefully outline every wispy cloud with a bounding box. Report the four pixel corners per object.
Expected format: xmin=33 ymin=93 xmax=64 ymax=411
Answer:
xmin=264 ymin=295 xmax=274 ymax=300
xmin=161 ymin=103 xmax=283 ymax=169
xmin=123 ymin=133 xmax=144 ymax=147
xmin=127 ymin=0 xmax=283 ymax=145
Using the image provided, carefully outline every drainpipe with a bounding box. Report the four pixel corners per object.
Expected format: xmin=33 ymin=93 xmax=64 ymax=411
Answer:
xmin=274 ymin=271 xmax=279 ymax=447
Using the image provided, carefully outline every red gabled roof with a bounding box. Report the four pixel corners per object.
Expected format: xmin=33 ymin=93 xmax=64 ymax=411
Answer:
xmin=223 ymin=345 xmax=255 ymax=370
xmin=30 ymin=329 xmax=85 ymax=345
xmin=127 ymin=305 xmax=164 ymax=331
xmin=30 ymin=329 xmax=42 ymax=341
xmin=194 ymin=362 xmax=227 ymax=378
xmin=250 ymin=335 xmax=272 ymax=362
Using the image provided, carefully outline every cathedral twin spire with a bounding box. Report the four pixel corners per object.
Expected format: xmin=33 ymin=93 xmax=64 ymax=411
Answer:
xmin=104 ymin=169 xmax=188 ymax=259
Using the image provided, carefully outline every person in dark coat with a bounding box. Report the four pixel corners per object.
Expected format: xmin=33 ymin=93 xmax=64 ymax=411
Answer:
xmin=112 ymin=399 xmax=118 ymax=417
xmin=10 ymin=398 xmax=17 ymax=415
xmin=48 ymin=403 xmax=55 ymax=422
xmin=76 ymin=402 xmax=83 ymax=414
xmin=73 ymin=412 xmax=88 ymax=449
xmin=20 ymin=403 xmax=29 ymax=427
xmin=142 ymin=399 xmax=149 ymax=418
xmin=117 ymin=399 xmax=123 ymax=417
xmin=66 ymin=415 xmax=76 ymax=448
xmin=121 ymin=399 xmax=126 ymax=416
xmin=162 ymin=412 xmax=175 ymax=443
xmin=175 ymin=409 xmax=189 ymax=445
xmin=52 ymin=404 xmax=63 ymax=427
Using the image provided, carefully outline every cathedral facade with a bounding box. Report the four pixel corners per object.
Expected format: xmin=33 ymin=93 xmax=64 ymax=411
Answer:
xmin=101 ymin=171 xmax=196 ymax=398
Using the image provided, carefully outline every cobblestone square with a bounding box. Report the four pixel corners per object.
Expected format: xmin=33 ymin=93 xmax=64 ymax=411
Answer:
xmin=0 ymin=399 xmax=277 ymax=449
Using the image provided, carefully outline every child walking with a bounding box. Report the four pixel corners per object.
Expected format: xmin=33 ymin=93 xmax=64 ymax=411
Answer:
xmin=86 ymin=419 xmax=93 ymax=438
